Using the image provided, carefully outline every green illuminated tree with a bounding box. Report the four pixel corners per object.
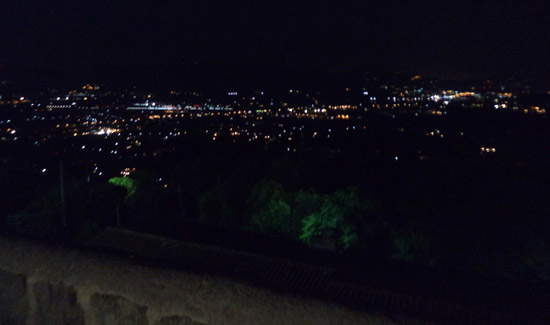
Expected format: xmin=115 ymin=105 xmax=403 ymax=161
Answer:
xmin=107 ymin=177 xmax=138 ymax=226
xmin=299 ymin=188 xmax=367 ymax=251
xmin=247 ymin=180 xmax=296 ymax=235
xmin=293 ymin=190 xmax=323 ymax=220
xmin=108 ymin=177 xmax=137 ymax=199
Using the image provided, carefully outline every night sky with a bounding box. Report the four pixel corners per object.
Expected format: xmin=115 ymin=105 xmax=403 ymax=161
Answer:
xmin=2 ymin=1 xmax=549 ymax=82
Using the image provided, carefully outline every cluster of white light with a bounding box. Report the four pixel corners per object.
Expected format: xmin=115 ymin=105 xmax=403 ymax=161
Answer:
xmin=94 ymin=128 xmax=119 ymax=135
xmin=47 ymin=105 xmax=73 ymax=109
xmin=481 ymin=147 xmax=496 ymax=153
xmin=127 ymin=103 xmax=181 ymax=111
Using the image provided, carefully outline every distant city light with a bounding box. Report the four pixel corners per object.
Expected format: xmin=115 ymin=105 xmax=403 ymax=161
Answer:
xmin=94 ymin=128 xmax=119 ymax=136
xmin=120 ymin=167 xmax=136 ymax=177
xmin=481 ymin=147 xmax=497 ymax=153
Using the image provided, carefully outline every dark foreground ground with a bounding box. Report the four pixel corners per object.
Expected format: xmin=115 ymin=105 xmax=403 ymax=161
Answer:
xmin=81 ymin=228 xmax=550 ymax=324
xmin=1 ymin=227 xmax=549 ymax=324
xmin=0 ymin=235 xmax=398 ymax=325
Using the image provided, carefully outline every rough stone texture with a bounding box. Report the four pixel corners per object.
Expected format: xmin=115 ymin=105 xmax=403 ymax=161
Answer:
xmin=154 ymin=315 xmax=205 ymax=325
xmin=0 ymin=270 xmax=28 ymax=325
xmin=90 ymin=293 xmax=149 ymax=325
xmin=0 ymin=237 xmax=420 ymax=325
xmin=31 ymin=281 xmax=85 ymax=325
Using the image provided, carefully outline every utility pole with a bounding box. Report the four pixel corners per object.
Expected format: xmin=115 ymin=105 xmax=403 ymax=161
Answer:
xmin=59 ymin=160 xmax=67 ymax=228
xmin=177 ymin=183 xmax=186 ymax=219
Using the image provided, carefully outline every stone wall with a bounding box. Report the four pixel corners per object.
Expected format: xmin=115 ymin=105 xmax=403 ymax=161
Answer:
xmin=0 ymin=237 xmax=412 ymax=325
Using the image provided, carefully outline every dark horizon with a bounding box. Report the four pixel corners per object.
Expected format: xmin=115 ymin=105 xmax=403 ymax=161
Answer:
xmin=2 ymin=1 xmax=549 ymax=84
xmin=1 ymin=61 xmax=548 ymax=94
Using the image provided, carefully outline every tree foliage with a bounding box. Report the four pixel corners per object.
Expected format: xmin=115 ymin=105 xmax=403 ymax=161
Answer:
xmin=108 ymin=177 xmax=137 ymax=199
xmin=245 ymin=181 xmax=371 ymax=251
xmin=198 ymin=181 xmax=236 ymax=227
xmin=247 ymin=179 xmax=295 ymax=234
xmin=299 ymin=188 xmax=366 ymax=251
xmin=391 ymin=228 xmax=433 ymax=264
